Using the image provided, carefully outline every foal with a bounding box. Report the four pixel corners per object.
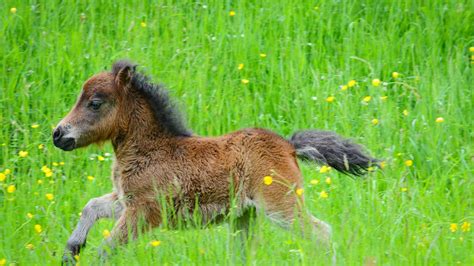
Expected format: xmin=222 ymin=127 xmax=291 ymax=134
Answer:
xmin=53 ymin=60 xmax=376 ymax=263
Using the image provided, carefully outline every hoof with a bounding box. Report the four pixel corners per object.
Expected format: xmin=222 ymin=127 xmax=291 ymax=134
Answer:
xmin=61 ymin=254 xmax=77 ymax=266
xmin=65 ymin=239 xmax=86 ymax=255
xmin=98 ymin=247 xmax=109 ymax=262
xmin=62 ymin=240 xmax=86 ymax=265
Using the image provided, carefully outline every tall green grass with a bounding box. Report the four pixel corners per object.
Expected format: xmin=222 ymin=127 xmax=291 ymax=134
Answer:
xmin=1 ymin=0 xmax=472 ymax=265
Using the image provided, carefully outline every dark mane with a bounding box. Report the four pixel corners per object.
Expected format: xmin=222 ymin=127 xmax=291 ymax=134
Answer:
xmin=112 ymin=60 xmax=192 ymax=137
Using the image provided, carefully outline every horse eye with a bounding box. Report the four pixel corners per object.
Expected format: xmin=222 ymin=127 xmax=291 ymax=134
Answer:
xmin=89 ymin=100 xmax=103 ymax=110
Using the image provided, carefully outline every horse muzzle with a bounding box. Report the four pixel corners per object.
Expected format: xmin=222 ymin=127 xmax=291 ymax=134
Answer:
xmin=53 ymin=125 xmax=76 ymax=151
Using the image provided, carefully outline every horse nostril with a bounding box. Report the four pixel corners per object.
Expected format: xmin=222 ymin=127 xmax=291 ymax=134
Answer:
xmin=53 ymin=127 xmax=63 ymax=141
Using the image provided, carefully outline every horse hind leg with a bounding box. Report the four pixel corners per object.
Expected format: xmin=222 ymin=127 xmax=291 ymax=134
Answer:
xmin=268 ymin=206 xmax=331 ymax=245
xmin=306 ymin=212 xmax=332 ymax=246
xmin=306 ymin=212 xmax=337 ymax=264
xmin=232 ymin=207 xmax=257 ymax=263
xmin=256 ymin=189 xmax=332 ymax=248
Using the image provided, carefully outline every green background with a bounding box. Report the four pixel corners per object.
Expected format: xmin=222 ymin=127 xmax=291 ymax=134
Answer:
xmin=1 ymin=1 xmax=472 ymax=265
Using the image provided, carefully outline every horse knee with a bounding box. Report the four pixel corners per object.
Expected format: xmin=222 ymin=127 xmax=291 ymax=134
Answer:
xmin=81 ymin=198 xmax=100 ymax=220
xmin=81 ymin=195 xmax=121 ymax=221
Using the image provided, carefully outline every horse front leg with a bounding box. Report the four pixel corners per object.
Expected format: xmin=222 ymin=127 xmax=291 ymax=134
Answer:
xmin=62 ymin=192 xmax=124 ymax=265
xmin=98 ymin=202 xmax=161 ymax=260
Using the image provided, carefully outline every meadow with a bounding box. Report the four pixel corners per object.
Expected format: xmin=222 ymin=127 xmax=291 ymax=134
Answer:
xmin=0 ymin=0 xmax=473 ymax=265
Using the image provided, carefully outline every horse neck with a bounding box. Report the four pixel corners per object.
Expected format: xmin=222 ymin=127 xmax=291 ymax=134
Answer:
xmin=112 ymin=97 xmax=176 ymax=164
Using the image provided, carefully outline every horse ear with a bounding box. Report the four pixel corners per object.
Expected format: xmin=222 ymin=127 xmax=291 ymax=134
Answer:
xmin=112 ymin=60 xmax=137 ymax=89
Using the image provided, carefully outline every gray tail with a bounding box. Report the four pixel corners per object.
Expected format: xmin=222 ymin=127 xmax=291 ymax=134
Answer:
xmin=289 ymin=130 xmax=378 ymax=176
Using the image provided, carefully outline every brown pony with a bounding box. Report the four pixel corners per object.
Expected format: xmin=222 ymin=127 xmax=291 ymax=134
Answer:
xmin=53 ymin=60 xmax=376 ymax=263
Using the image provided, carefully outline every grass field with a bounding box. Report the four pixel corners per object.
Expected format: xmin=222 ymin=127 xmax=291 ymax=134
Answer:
xmin=1 ymin=0 xmax=473 ymax=265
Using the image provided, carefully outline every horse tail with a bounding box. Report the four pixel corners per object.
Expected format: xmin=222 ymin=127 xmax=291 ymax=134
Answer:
xmin=289 ymin=130 xmax=378 ymax=176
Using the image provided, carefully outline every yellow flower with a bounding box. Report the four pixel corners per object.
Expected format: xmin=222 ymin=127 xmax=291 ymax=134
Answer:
xmin=41 ymin=166 xmax=50 ymax=173
xmin=470 ymin=47 xmax=474 ymax=53
xmin=74 ymin=255 xmax=80 ymax=261
xmin=319 ymin=190 xmax=328 ymax=198
xmin=404 ymin=160 xmax=413 ymax=167
xmin=450 ymin=223 xmax=458 ymax=232
xmin=380 ymin=96 xmax=388 ymax=101
xmin=325 ymin=96 xmax=335 ymax=103
xmin=238 ymin=63 xmax=244 ymax=70
xmin=46 ymin=193 xmax=54 ymax=201
xmin=4 ymin=169 xmax=11 ymax=175
xmin=25 ymin=243 xmax=35 ymax=250
xmin=31 ymin=124 xmax=40 ymax=129
xmin=59 ymin=162 xmax=65 ymax=166
xmin=340 ymin=85 xmax=348 ymax=91
xmin=97 ymin=155 xmax=105 ymax=161
xmin=87 ymin=175 xmax=94 ymax=181
xmin=140 ymin=22 xmax=147 ymax=28
xmin=0 ymin=173 xmax=5 ymax=182
xmin=380 ymin=161 xmax=386 ymax=169
xmin=37 ymin=179 xmax=43 ymax=184
xmin=347 ymin=80 xmax=357 ymax=87
xmin=401 ymin=187 xmax=408 ymax=192
xmin=241 ymin=79 xmax=249 ymax=84
xmin=38 ymin=144 xmax=44 ymax=150
xmin=27 ymin=213 xmax=34 ymax=219
xmin=403 ymin=109 xmax=409 ymax=116
xmin=296 ymin=188 xmax=304 ymax=196
xmin=7 ymin=185 xmax=16 ymax=193
xmin=0 ymin=258 xmax=6 ymax=266
xmin=102 ymin=229 xmax=111 ymax=238
xmin=229 ymin=10 xmax=236 ymax=17
xmin=310 ymin=179 xmax=319 ymax=185
xmin=371 ymin=118 xmax=379 ymax=125
xmin=34 ymin=224 xmax=42 ymax=234
xmin=19 ymin=151 xmax=28 ymax=158
xmin=363 ymin=96 xmax=372 ymax=102
xmin=44 ymin=170 xmax=53 ymax=177
xmin=10 ymin=7 xmax=17 ymax=14
xmin=325 ymin=177 xmax=331 ymax=185
xmin=461 ymin=221 xmax=471 ymax=232
xmin=392 ymin=72 xmax=400 ymax=79
xmin=372 ymin=79 xmax=381 ymax=87
xmin=263 ymin=176 xmax=273 ymax=185
xmin=259 ymin=53 xmax=267 ymax=58
xmin=52 ymin=162 xmax=59 ymax=166
xmin=150 ymin=240 xmax=161 ymax=247
xmin=368 ymin=166 xmax=375 ymax=172
xmin=435 ymin=117 xmax=444 ymax=123
xmin=319 ymin=165 xmax=331 ymax=173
